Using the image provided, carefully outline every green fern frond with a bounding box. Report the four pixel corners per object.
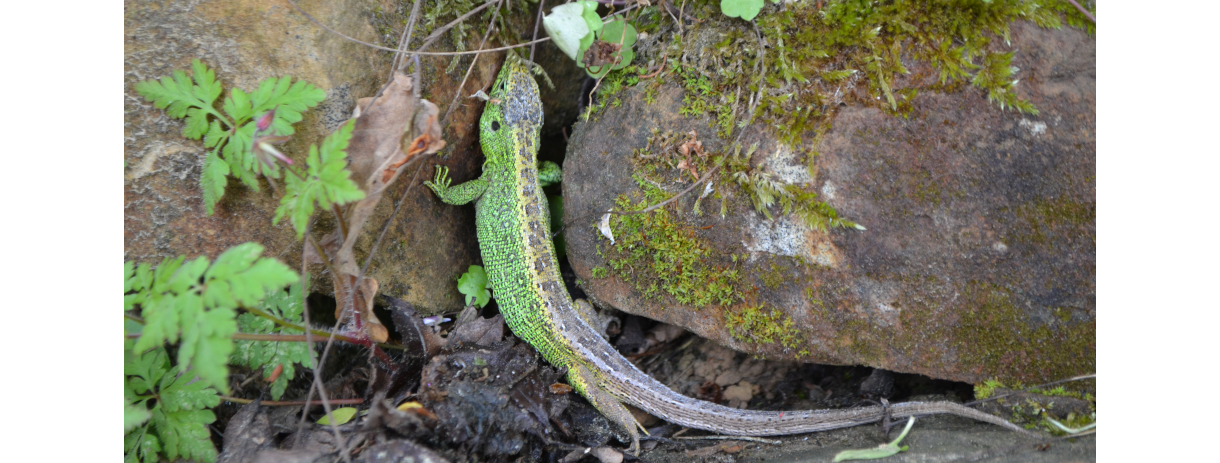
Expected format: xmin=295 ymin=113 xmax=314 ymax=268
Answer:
xmin=274 ymin=120 xmax=366 ymax=239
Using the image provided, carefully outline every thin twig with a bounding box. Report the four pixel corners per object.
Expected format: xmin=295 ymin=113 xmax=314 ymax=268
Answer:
xmin=529 ymin=0 xmax=546 ymax=63
xmin=620 ymin=165 xmax=720 ymax=217
xmin=1063 ymin=0 xmax=1096 ymax=23
xmin=286 ymin=0 xmax=547 ymax=56
xmin=220 ymin=396 xmax=364 ymax=406
xmin=391 ymin=0 xmax=425 ymax=73
xmin=639 ymin=54 xmax=668 ymax=79
xmin=290 ymin=0 xmax=643 ymax=57
xmin=292 ymin=220 xmax=351 ymax=463
xmin=966 ymin=374 xmax=1097 ymax=407
xmin=441 ymin=0 xmax=504 ymax=128
xmin=559 ymin=165 xmax=720 ymax=237
xmin=412 ymin=0 xmax=502 ymax=55
xmin=352 ymin=158 xmax=430 ymax=293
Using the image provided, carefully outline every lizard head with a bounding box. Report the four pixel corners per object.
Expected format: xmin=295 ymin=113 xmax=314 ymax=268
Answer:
xmin=479 ymin=56 xmax=543 ymax=166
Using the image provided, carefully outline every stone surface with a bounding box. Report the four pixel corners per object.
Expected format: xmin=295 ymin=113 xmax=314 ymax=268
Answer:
xmin=563 ymin=21 xmax=1094 ymax=385
xmin=123 ymin=0 xmax=511 ymax=313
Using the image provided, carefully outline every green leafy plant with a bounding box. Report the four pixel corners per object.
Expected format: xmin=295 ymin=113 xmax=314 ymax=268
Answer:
xmin=579 ymin=20 xmax=638 ymax=79
xmin=273 ymin=120 xmax=366 ymax=238
xmin=457 ymin=265 xmax=492 ymax=308
xmin=542 ymin=0 xmax=602 ymax=61
xmin=720 ymin=0 xmax=766 ymax=21
xmin=231 ymin=282 xmax=312 ymax=400
xmin=542 ymin=1 xmax=637 ymax=79
xmin=126 ymin=242 xmax=299 ymax=392
xmin=125 ymin=346 xmax=222 ymax=463
xmin=125 ymin=243 xmax=301 ymax=463
xmin=135 ymin=59 xmax=328 ymax=215
xmin=136 ymin=60 xmax=365 ymax=239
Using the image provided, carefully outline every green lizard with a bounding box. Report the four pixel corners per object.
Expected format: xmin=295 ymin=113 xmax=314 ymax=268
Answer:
xmin=426 ymin=58 xmax=1036 ymax=454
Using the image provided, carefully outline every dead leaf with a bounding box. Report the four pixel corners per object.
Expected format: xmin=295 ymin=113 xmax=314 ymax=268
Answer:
xmin=582 ymin=40 xmax=623 ymax=69
xmin=336 ymin=72 xmax=444 ymax=280
xmin=444 ymin=313 xmax=505 ymax=348
xmin=334 ymin=274 xmax=387 ymax=342
xmin=676 ymin=158 xmax=698 ymax=179
xmin=550 ymin=383 xmax=573 ymax=394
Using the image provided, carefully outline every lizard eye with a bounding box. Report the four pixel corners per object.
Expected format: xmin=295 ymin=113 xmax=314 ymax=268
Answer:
xmin=491 ymin=120 xmax=500 ymax=131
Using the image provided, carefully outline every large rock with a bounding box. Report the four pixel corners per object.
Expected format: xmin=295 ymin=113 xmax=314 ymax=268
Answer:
xmin=123 ymin=0 xmax=511 ymax=313
xmin=563 ymin=20 xmax=1094 ymax=385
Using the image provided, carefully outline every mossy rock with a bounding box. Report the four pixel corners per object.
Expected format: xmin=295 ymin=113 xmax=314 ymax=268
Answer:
xmin=563 ymin=12 xmax=1094 ymax=386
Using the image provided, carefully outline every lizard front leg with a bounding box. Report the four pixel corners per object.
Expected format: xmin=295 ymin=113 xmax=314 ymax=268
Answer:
xmin=425 ymin=165 xmax=488 ymax=205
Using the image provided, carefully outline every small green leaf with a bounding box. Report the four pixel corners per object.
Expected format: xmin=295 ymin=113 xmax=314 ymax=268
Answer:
xmin=599 ymin=20 xmax=637 ymax=48
xmin=548 ymin=195 xmax=566 ymax=260
xmin=580 ymin=0 xmax=602 ymax=35
xmin=457 ymin=265 xmax=491 ymax=308
xmin=317 ymin=407 xmax=358 ymax=425
xmin=190 ymin=59 xmax=222 ymax=106
xmin=833 ymin=416 xmax=914 ymax=461
xmin=720 ymin=0 xmax=765 ymax=21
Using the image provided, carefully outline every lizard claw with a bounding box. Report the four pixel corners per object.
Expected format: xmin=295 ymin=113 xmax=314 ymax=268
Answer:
xmin=425 ymin=165 xmax=451 ymax=194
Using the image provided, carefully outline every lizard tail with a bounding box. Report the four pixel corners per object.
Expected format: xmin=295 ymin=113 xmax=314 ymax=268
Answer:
xmin=560 ymin=306 xmax=1039 ymax=438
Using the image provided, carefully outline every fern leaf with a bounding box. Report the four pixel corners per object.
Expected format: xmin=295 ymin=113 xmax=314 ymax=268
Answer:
xmin=200 ymin=149 xmax=229 ymax=215
xmin=222 ymin=87 xmax=253 ymax=124
xmin=249 ymin=76 xmax=326 ymax=136
xmin=125 ymin=347 xmax=220 ymax=463
xmin=233 ymin=284 xmax=311 ymax=399
xmin=275 ymin=120 xmax=365 ymax=238
xmin=202 ymin=120 xmax=226 ymax=149
xmin=190 ymin=59 xmax=222 ymax=104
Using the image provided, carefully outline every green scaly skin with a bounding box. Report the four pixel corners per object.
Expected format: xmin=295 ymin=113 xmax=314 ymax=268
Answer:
xmin=426 ymin=59 xmax=1037 ymax=455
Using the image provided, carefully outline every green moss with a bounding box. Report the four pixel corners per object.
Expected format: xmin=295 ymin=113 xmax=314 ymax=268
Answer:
xmin=953 ymin=281 xmax=1095 ymax=384
xmin=602 ymin=192 xmax=742 ymax=308
xmin=584 ymin=66 xmax=643 ymax=120
xmin=973 ymin=378 xmax=1005 ymax=400
xmin=724 ymin=304 xmax=804 ymax=351
xmin=760 ymin=263 xmax=785 ymax=290
xmin=1005 ymin=196 xmax=1095 ymax=246
xmin=591 ymin=266 xmax=608 ymax=279
xmin=635 ymin=0 xmax=1094 ymax=150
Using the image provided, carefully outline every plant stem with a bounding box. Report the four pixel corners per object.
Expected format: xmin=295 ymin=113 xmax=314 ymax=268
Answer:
xmin=219 ymin=395 xmax=364 ymax=406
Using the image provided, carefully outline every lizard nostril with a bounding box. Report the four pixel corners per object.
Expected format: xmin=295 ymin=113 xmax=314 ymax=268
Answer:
xmin=491 ymin=121 xmax=501 ymax=131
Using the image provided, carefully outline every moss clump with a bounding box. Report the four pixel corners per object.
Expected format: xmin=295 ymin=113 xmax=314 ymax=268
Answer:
xmin=1005 ymin=196 xmax=1095 ymax=246
xmin=583 ymin=66 xmax=643 ymax=120
xmin=724 ymin=304 xmax=804 ymax=351
xmin=954 ymin=281 xmax=1095 ymax=383
xmin=602 ymin=192 xmax=741 ymax=308
xmin=760 ymin=263 xmax=785 ymax=289
xmin=973 ymin=378 xmax=1005 ymax=399
xmin=619 ymin=0 xmax=1095 ymax=150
